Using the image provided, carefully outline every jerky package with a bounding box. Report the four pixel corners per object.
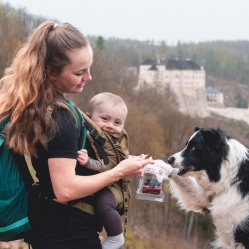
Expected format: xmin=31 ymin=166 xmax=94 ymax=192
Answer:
xmin=136 ymin=160 xmax=173 ymax=202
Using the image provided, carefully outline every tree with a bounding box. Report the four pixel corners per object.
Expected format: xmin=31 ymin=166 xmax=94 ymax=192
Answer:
xmin=95 ymin=36 xmax=105 ymax=50
xmin=235 ymin=93 xmax=248 ymax=108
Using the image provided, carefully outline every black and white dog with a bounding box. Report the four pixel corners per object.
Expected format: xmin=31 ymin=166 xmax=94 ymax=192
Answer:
xmin=167 ymin=127 xmax=249 ymax=249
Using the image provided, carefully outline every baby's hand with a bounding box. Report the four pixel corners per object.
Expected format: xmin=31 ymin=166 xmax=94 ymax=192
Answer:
xmin=77 ymin=149 xmax=89 ymax=165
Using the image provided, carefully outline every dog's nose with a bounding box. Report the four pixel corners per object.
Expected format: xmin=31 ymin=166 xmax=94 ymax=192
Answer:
xmin=167 ymin=156 xmax=175 ymax=165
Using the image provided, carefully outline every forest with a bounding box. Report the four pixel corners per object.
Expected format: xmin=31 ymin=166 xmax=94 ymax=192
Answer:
xmin=1 ymin=2 xmax=249 ymax=249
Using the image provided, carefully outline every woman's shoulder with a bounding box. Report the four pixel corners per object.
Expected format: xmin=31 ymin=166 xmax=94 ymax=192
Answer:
xmin=52 ymin=106 xmax=78 ymax=135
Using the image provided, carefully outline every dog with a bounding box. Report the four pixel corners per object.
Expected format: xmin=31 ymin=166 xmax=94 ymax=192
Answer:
xmin=167 ymin=127 xmax=249 ymax=249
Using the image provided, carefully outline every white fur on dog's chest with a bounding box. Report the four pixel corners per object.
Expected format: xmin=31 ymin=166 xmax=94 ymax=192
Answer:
xmin=211 ymin=193 xmax=249 ymax=224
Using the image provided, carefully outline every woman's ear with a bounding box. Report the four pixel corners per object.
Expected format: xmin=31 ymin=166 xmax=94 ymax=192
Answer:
xmin=46 ymin=66 xmax=57 ymax=81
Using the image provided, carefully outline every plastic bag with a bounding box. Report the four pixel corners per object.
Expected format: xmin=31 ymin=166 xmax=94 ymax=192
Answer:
xmin=136 ymin=160 xmax=173 ymax=202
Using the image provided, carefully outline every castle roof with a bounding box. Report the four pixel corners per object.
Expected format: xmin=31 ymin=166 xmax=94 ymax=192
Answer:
xmin=148 ymin=64 xmax=158 ymax=70
xmin=142 ymin=59 xmax=157 ymax=65
xmin=166 ymin=59 xmax=200 ymax=70
xmin=206 ymin=86 xmax=221 ymax=94
xmin=141 ymin=58 xmax=201 ymax=70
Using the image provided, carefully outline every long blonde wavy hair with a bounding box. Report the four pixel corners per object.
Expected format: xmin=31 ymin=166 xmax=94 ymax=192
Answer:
xmin=0 ymin=21 xmax=89 ymax=156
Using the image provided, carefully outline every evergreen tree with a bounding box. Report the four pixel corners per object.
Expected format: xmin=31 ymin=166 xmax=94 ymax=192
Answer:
xmin=95 ymin=36 xmax=105 ymax=50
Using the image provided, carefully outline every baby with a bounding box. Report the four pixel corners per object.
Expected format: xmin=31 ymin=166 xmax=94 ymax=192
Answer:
xmin=78 ymin=92 xmax=129 ymax=249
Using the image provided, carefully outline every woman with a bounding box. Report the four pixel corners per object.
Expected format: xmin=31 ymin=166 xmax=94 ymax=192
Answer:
xmin=0 ymin=21 xmax=153 ymax=249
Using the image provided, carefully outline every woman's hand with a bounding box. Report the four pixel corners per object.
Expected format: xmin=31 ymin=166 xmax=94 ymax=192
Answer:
xmin=114 ymin=155 xmax=154 ymax=179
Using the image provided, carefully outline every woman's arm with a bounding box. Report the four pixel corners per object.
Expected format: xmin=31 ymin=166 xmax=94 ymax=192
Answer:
xmin=49 ymin=156 xmax=153 ymax=202
xmin=48 ymin=107 xmax=153 ymax=202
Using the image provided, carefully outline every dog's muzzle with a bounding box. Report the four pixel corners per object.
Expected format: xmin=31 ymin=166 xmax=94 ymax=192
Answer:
xmin=167 ymin=156 xmax=191 ymax=176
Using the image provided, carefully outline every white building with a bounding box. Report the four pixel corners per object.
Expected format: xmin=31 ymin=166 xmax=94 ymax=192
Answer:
xmin=137 ymin=58 xmax=206 ymax=98
xmin=206 ymin=86 xmax=224 ymax=108
xmin=137 ymin=58 xmax=211 ymax=117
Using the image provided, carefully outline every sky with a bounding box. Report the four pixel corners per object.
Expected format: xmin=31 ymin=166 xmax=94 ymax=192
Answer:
xmin=2 ymin=0 xmax=249 ymax=45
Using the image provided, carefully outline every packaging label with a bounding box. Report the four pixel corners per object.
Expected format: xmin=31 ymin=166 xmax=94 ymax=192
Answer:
xmin=136 ymin=160 xmax=173 ymax=202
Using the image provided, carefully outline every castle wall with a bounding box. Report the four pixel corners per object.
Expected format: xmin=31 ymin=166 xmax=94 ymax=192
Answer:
xmin=137 ymin=63 xmax=209 ymax=117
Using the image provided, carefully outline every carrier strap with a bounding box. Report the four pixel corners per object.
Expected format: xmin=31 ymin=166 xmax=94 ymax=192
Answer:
xmin=0 ymin=122 xmax=8 ymax=146
xmin=78 ymin=110 xmax=109 ymax=165
xmin=61 ymin=101 xmax=87 ymax=149
xmin=105 ymin=134 xmax=130 ymax=234
xmin=0 ymin=217 xmax=29 ymax=233
xmin=24 ymin=154 xmax=39 ymax=183
xmin=53 ymin=199 xmax=95 ymax=215
xmin=122 ymin=179 xmax=130 ymax=234
xmin=92 ymin=137 xmax=109 ymax=165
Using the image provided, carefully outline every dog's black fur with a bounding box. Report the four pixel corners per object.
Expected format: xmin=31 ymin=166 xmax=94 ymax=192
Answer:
xmin=167 ymin=127 xmax=249 ymax=249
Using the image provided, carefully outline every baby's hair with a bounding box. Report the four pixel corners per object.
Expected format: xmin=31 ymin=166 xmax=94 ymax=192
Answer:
xmin=88 ymin=92 xmax=128 ymax=116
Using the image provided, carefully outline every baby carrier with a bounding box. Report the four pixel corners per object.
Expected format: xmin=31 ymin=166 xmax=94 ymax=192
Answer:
xmin=78 ymin=112 xmax=131 ymax=231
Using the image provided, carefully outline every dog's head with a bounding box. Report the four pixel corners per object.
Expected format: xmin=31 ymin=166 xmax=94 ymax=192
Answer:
xmin=168 ymin=127 xmax=229 ymax=182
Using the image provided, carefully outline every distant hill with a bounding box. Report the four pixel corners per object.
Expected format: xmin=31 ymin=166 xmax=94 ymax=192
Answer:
xmin=208 ymin=40 xmax=249 ymax=56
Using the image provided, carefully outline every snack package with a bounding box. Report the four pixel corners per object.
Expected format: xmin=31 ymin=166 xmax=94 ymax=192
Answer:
xmin=136 ymin=159 xmax=173 ymax=202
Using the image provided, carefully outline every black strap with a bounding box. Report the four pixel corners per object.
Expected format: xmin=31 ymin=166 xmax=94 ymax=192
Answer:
xmin=87 ymin=126 xmax=109 ymax=165
xmin=88 ymin=127 xmax=106 ymax=145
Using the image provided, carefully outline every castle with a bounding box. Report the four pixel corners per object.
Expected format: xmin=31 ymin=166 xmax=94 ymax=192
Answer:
xmin=136 ymin=58 xmax=224 ymax=117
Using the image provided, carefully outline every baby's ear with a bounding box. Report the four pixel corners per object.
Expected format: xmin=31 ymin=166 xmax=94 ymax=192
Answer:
xmin=86 ymin=112 xmax=91 ymax=118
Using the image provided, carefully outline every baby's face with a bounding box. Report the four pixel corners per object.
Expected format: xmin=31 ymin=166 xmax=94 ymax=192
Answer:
xmin=90 ymin=103 xmax=126 ymax=133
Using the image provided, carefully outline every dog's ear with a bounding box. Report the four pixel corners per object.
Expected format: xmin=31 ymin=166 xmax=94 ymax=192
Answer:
xmin=199 ymin=128 xmax=228 ymax=182
xmin=200 ymin=128 xmax=221 ymax=147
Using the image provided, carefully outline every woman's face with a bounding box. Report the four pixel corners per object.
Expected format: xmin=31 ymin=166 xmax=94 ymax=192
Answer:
xmin=49 ymin=45 xmax=93 ymax=94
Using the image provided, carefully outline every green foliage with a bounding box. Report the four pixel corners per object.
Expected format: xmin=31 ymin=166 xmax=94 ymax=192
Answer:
xmin=95 ymin=36 xmax=105 ymax=50
xmin=235 ymin=93 xmax=248 ymax=108
xmin=169 ymin=42 xmax=249 ymax=83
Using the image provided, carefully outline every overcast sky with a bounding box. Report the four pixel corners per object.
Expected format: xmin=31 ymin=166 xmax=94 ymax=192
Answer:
xmin=2 ymin=0 xmax=249 ymax=45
